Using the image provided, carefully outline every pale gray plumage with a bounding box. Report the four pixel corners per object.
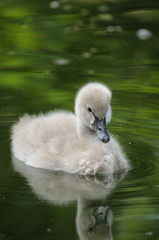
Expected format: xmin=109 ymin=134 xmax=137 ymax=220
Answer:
xmin=11 ymin=82 xmax=129 ymax=174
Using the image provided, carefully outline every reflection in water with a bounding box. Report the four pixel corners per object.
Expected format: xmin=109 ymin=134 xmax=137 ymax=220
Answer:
xmin=77 ymin=200 xmax=113 ymax=240
xmin=12 ymin=157 xmax=127 ymax=240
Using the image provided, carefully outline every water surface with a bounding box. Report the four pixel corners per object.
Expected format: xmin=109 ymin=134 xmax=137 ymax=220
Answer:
xmin=0 ymin=0 xmax=159 ymax=239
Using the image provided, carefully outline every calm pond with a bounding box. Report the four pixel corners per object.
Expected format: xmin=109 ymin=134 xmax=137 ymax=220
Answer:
xmin=0 ymin=0 xmax=159 ymax=240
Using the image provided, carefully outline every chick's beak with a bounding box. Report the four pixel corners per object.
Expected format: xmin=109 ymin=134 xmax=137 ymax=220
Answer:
xmin=94 ymin=117 xmax=110 ymax=143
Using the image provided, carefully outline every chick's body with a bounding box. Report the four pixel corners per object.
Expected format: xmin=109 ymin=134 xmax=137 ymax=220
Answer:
xmin=11 ymin=83 xmax=129 ymax=175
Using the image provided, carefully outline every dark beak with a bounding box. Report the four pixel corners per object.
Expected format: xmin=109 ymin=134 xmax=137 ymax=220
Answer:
xmin=94 ymin=117 xmax=110 ymax=143
xmin=94 ymin=206 xmax=110 ymax=224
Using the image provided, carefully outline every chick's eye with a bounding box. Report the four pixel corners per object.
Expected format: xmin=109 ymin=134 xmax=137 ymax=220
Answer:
xmin=88 ymin=107 xmax=92 ymax=113
xmin=89 ymin=227 xmax=94 ymax=233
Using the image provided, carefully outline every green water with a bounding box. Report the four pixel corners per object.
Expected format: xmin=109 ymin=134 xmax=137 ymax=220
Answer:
xmin=0 ymin=0 xmax=159 ymax=239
